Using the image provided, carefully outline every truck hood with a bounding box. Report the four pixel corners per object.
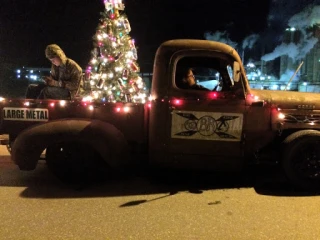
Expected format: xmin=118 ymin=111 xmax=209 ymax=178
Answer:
xmin=250 ymin=89 xmax=320 ymax=110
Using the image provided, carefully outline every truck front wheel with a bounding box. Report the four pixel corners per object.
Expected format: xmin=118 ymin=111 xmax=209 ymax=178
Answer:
xmin=46 ymin=141 xmax=111 ymax=184
xmin=282 ymin=130 xmax=320 ymax=191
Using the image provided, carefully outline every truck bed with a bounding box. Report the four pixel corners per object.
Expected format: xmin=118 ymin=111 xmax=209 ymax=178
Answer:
xmin=0 ymin=98 xmax=149 ymax=144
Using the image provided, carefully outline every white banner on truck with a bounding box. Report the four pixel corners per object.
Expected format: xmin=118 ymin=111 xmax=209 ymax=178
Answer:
xmin=171 ymin=110 xmax=243 ymax=141
xmin=2 ymin=107 xmax=49 ymax=121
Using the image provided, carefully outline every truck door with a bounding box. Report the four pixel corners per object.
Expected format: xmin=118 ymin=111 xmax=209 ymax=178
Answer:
xmin=166 ymin=54 xmax=246 ymax=169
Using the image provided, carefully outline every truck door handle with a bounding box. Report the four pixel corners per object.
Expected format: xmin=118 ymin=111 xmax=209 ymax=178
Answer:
xmin=251 ymin=101 xmax=265 ymax=107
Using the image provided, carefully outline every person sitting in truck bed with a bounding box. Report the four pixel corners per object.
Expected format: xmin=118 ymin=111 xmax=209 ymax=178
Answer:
xmin=25 ymin=44 xmax=83 ymax=100
xmin=177 ymin=67 xmax=209 ymax=91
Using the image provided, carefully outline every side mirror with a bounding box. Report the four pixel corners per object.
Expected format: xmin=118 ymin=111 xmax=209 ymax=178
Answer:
xmin=233 ymin=61 xmax=241 ymax=83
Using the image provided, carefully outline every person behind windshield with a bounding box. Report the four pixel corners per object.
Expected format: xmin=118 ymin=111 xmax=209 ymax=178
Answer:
xmin=180 ymin=68 xmax=209 ymax=91
xmin=25 ymin=44 xmax=82 ymax=100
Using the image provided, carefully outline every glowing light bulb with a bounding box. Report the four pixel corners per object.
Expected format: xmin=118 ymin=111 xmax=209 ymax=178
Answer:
xmin=59 ymin=100 xmax=66 ymax=107
xmin=82 ymin=96 xmax=93 ymax=102
xmin=278 ymin=113 xmax=285 ymax=119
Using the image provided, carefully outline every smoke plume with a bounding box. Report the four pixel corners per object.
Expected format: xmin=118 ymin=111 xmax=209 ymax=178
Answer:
xmin=204 ymin=31 xmax=238 ymax=49
xmin=242 ymin=34 xmax=259 ymax=49
xmin=262 ymin=3 xmax=320 ymax=62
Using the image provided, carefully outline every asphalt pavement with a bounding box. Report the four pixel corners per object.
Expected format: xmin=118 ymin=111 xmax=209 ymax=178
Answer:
xmin=1 ymin=145 xmax=320 ymax=240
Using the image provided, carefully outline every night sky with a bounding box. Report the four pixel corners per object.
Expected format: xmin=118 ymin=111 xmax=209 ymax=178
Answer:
xmin=0 ymin=0 xmax=296 ymax=72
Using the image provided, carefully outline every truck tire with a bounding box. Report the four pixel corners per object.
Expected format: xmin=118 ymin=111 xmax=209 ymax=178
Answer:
xmin=46 ymin=141 xmax=111 ymax=184
xmin=282 ymin=130 xmax=320 ymax=191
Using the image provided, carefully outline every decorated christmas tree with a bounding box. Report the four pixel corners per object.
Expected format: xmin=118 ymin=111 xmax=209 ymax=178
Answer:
xmin=82 ymin=0 xmax=147 ymax=103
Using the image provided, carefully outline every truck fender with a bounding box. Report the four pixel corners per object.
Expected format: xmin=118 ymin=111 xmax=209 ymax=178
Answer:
xmin=11 ymin=119 xmax=128 ymax=170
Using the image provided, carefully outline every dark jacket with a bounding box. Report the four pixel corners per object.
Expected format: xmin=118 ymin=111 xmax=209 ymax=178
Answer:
xmin=50 ymin=58 xmax=82 ymax=99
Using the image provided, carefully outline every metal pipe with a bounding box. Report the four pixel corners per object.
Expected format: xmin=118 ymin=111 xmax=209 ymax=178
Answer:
xmin=284 ymin=61 xmax=304 ymax=91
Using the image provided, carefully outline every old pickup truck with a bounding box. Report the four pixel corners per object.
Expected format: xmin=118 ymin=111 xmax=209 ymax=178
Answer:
xmin=1 ymin=39 xmax=320 ymax=190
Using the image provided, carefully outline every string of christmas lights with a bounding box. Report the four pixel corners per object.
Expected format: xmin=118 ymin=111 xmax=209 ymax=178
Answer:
xmin=80 ymin=0 xmax=148 ymax=103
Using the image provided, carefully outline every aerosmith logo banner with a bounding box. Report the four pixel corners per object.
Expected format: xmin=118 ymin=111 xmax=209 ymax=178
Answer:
xmin=171 ymin=110 xmax=243 ymax=141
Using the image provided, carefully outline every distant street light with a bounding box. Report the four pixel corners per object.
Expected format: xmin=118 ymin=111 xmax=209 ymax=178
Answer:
xmin=303 ymin=82 xmax=308 ymax=92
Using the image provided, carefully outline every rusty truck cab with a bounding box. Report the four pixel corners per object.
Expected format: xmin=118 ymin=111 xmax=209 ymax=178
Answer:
xmin=148 ymin=39 xmax=252 ymax=171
